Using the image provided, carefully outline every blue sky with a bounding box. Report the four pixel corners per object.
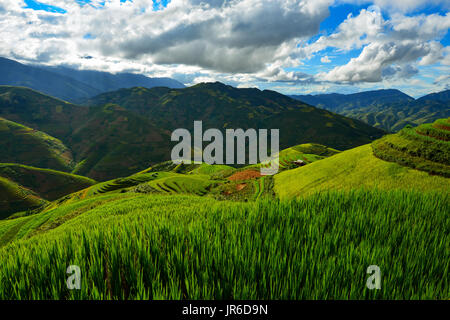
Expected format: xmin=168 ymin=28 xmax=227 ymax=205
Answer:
xmin=3 ymin=0 xmax=450 ymax=97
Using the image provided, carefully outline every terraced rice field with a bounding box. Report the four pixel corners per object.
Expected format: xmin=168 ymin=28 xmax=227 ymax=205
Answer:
xmin=372 ymin=118 xmax=450 ymax=177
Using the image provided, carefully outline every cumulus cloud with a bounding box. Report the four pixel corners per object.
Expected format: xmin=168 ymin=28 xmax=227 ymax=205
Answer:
xmin=318 ymin=41 xmax=440 ymax=82
xmin=0 ymin=0 xmax=448 ymax=92
xmin=310 ymin=8 xmax=450 ymax=83
xmin=0 ymin=0 xmax=332 ymax=77
xmin=321 ymin=56 xmax=331 ymax=63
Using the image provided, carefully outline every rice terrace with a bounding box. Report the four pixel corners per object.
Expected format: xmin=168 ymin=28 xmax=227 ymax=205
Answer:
xmin=0 ymin=0 xmax=449 ymax=310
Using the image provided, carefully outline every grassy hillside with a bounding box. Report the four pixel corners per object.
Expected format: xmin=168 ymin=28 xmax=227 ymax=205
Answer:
xmin=0 ymin=88 xmax=172 ymax=181
xmin=0 ymin=118 xmax=74 ymax=172
xmin=0 ymin=163 xmax=95 ymax=201
xmin=0 ymin=86 xmax=88 ymax=140
xmin=86 ymin=82 xmax=385 ymax=150
xmin=69 ymin=104 xmax=171 ymax=181
xmin=372 ymin=118 xmax=450 ymax=177
xmin=0 ymin=190 xmax=447 ymax=299
xmin=274 ymin=144 xmax=449 ymax=199
xmin=0 ymin=84 xmax=384 ymax=180
xmin=273 ymin=143 xmax=340 ymax=170
xmin=0 ymin=176 xmax=47 ymax=219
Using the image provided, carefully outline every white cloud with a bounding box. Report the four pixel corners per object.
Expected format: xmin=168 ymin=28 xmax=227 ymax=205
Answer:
xmin=0 ymin=0 xmax=448 ymax=92
xmin=318 ymin=41 xmax=438 ymax=82
xmin=0 ymin=0 xmax=332 ymax=78
xmin=321 ymin=56 xmax=331 ymax=63
xmin=309 ymin=8 xmax=450 ymax=83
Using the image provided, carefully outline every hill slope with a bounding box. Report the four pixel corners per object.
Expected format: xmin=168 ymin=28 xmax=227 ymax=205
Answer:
xmin=0 ymin=117 xmax=74 ymax=172
xmin=86 ymin=82 xmax=385 ymax=151
xmin=0 ymin=176 xmax=46 ymax=219
xmin=274 ymin=144 xmax=449 ymax=199
xmin=344 ymin=100 xmax=449 ymax=132
xmin=0 ymin=86 xmax=88 ymax=140
xmin=68 ymin=104 xmax=171 ymax=181
xmin=0 ymin=87 xmax=172 ymax=181
xmin=0 ymin=163 xmax=95 ymax=201
xmin=372 ymin=118 xmax=450 ymax=177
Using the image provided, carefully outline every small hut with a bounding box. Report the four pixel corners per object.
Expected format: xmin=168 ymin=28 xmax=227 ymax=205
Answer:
xmin=292 ymin=159 xmax=306 ymax=167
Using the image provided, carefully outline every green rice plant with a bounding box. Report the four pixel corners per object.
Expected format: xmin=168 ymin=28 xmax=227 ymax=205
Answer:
xmin=415 ymin=123 xmax=450 ymax=141
xmin=275 ymin=144 xmax=449 ymax=199
xmin=145 ymin=175 xmax=217 ymax=196
xmin=0 ymin=190 xmax=448 ymax=300
xmin=372 ymin=122 xmax=450 ymax=177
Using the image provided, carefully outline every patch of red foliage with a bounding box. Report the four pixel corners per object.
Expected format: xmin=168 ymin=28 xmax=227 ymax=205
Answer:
xmin=228 ymin=169 xmax=262 ymax=181
xmin=236 ymin=183 xmax=247 ymax=191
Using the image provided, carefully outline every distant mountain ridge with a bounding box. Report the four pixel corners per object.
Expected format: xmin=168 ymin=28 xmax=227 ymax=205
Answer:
xmin=0 ymin=57 xmax=185 ymax=103
xmin=291 ymin=89 xmax=450 ymax=132
xmin=1 ymin=83 xmax=384 ymax=180
xmin=291 ymin=89 xmax=415 ymax=110
xmin=417 ymin=89 xmax=450 ymax=103
xmin=42 ymin=65 xmax=185 ymax=100
xmin=86 ymin=82 xmax=385 ymax=151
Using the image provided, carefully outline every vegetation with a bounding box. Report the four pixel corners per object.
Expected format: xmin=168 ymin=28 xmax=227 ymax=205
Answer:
xmin=68 ymin=104 xmax=171 ymax=181
xmin=0 ymin=190 xmax=447 ymax=299
xmin=85 ymin=82 xmax=385 ymax=150
xmin=0 ymin=84 xmax=385 ymax=181
xmin=264 ymin=143 xmax=340 ymax=170
xmin=0 ymin=86 xmax=88 ymax=140
xmin=188 ymin=163 xmax=235 ymax=178
xmin=0 ymin=163 xmax=95 ymax=200
xmin=372 ymin=118 xmax=450 ymax=177
xmin=0 ymin=176 xmax=47 ymax=219
xmin=291 ymin=89 xmax=450 ymax=132
xmin=274 ymin=144 xmax=449 ymax=199
xmin=0 ymin=163 xmax=95 ymax=218
xmin=0 ymin=118 xmax=74 ymax=171
xmin=0 ymin=80 xmax=448 ymax=301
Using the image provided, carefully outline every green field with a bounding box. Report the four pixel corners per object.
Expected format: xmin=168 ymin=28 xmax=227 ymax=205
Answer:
xmin=274 ymin=144 xmax=449 ymax=199
xmin=0 ymin=176 xmax=47 ymax=219
xmin=372 ymin=118 xmax=450 ymax=177
xmin=0 ymin=118 xmax=74 ymax=172
xmin=0 ymin=190 xmax=448 ymax=299
xmin=0 ymin=163 xmax=95 ymax=199
xmin=0 ymin=116 xmax=449 ymax=300
xmin=0 ymin=163 xmax=96 ymax=218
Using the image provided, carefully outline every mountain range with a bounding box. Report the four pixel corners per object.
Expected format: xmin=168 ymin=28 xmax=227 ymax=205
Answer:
xmin=0 ymin=57 xmax=448 ymax=300
xmin=0 ymin=83 xmax=383 ymax=180
xmin=291 ymin=89 xmax=450 ymax=132
xmin=2 ymin=56 xmax=447 ymax=182
xmin=0 ymin=57 xmax=185 ymax=103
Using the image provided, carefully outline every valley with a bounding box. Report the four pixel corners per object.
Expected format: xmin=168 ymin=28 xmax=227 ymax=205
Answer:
xmin=0 ymin=65 xmax=448 ymax=300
